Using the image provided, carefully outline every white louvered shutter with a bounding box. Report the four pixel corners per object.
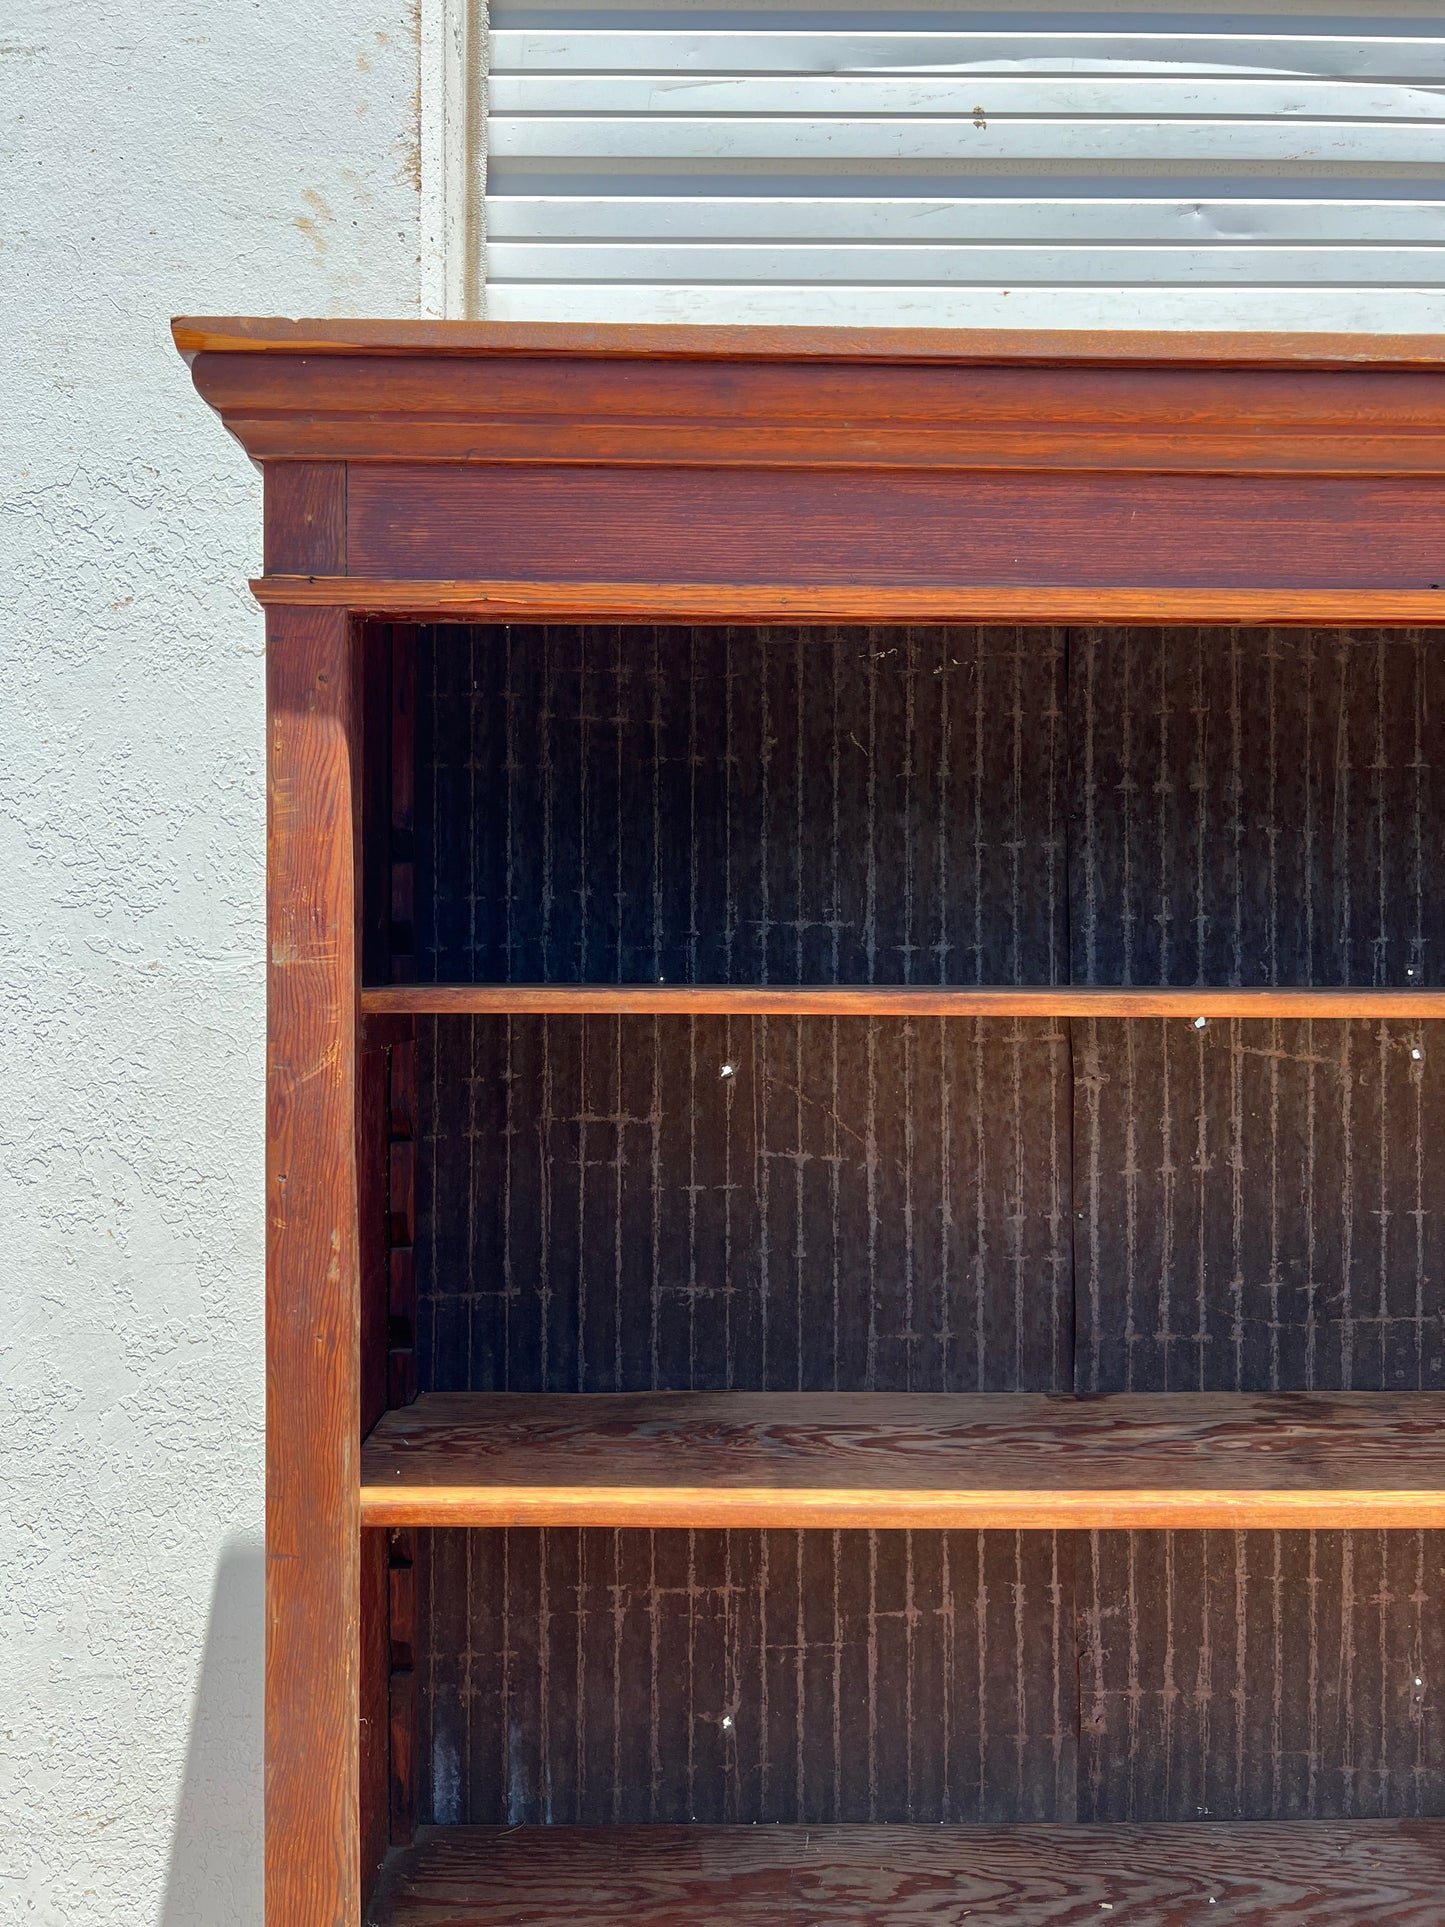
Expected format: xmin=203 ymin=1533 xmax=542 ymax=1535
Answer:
xmin=481 ymin=3 xmax=1445 ymax=328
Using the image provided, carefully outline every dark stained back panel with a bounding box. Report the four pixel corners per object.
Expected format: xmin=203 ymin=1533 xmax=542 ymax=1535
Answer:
xmin=418 ymin=1013 xmax=1072 ymax=1395
xmin=1075 ymin=1018 xmax=1444 ymax=1394
xmin=415 ymin=624 xmax=1068 ymax=987
xmin=1071 ymin=627 xmax=1443 ymax=989
xmin=412 ymin=623 xmax=1445 ymax=1833
xmin=420 ymin=1527 xmax=1076 ymax=1828
xmin=1079 ymin=1529 xmax=1445 ymax=1823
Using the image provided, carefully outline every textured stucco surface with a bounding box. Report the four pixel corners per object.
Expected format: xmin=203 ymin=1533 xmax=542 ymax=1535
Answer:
xmin=1 ymin=5 xmax=420 ymax=1918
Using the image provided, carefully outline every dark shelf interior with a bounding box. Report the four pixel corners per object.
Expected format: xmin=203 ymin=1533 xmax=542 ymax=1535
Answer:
xmin=363 ymin=622 xmax=1445 ymax=1915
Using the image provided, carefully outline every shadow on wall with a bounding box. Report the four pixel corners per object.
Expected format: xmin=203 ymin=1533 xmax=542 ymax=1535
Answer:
xmin=160 ymin=1532 xmax=264 ymax=1925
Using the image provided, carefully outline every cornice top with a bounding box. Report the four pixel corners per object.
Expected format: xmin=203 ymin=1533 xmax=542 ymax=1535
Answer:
xmin=175 ymin=315 xmax=1445 ymax=371
xmin=176 ymin=316 xmax=1445 ymax=480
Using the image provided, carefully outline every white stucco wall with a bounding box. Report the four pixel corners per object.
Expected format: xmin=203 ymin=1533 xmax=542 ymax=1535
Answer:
xmin=2 ymin=6 xmax=422 ymax=1919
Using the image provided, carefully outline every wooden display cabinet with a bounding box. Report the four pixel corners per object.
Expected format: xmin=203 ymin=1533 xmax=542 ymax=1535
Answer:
xmin=176 ymin=318 xmax=1445 ymax=1925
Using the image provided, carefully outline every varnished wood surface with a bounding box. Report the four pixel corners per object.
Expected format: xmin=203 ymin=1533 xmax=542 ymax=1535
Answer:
xmin=340 ymin=468 xmax=1445 ymax=595
xmin=265 ymin=603 xmax=362 ymax=1927
xmin=254 ymin=579 xmax=1445 ymax=625
xmin=263 ymin=463 xmax=346 ymax=576
xmin=174 ymin=315 xmax=1445 ymax=368
xmin=360 ymin=1392 xmax=1445 ymax=1529
xmin=367 ymin=1821 xmax=1445 ymax=1926
xmin=193 ymin=352 xmax=1445 ymax=475
xmin=181 ymin=323 xmax=1445 ymax=535
xmin=364 ymin=983 xmax=1445 ymax=1019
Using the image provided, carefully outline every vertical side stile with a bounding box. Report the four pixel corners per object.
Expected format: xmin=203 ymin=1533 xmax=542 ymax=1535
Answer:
xmin=266 ymin=594 xmax=363 ymax=1927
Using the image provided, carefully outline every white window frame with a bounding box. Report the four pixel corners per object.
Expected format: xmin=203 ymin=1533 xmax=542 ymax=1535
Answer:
xmin=420 ymin=0 xmax=487 ymax=318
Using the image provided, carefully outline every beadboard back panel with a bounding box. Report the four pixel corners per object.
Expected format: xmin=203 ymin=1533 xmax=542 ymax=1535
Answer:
xmin=1071 ymin=626 xmax=1444 ymax=989
xmin=1078 ymin=1527 xmax=1445 ymax=1824
xmin=415 ymin=623 xmax=1068 ymax=988
xmin=1075 ymin=1017 xmax=1445 ymax=1394
xmin=417 ymin=1523 xmax=1445 ymax=1827
xmin=413 ymin=621 xmax=1445 ymax=1833
xmin=417 ymin=1012 xmax=1073 ymax=1395
xmin=421 ymin=1526 xmax=1077 ymax=1827
xmin=416 ymin=623 xmax=1442 ymax=993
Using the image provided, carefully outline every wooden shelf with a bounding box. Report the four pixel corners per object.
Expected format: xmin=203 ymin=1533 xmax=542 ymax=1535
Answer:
xmin=361 ymin=984 xmax=1445 ymax=1020
xmin=367 ymin=1821 xmax=1445 ymax=1926
xmin=359 ymin=1390 xmax=1445 ymax=1532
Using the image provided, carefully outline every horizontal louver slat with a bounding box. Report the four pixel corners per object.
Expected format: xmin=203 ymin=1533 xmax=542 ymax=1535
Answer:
xmin=492 ymin=32 xmax=1445 ymax=81
xmin=488 ymin=198 xmax=1445 ymax=242
xmin=488 ymin=243 xmax=1445 ymax=284
xmin=482 ymin=7 xmax=1445 ymax=326
xmin=492 ymin=78 xmax=1445 ymax=119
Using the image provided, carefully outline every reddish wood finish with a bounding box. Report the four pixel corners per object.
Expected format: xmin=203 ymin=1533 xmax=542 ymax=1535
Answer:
xmin=361 ymin=984 xmax=1445 ymax=1020
xmin=266 ymin=601 xmax=362 ymax=1927
xmin=367 ymin=1821 xmax=1445 ymax=1927
xmin=178 ymin=319 xmax=1445 ymax=1927
xmin=177 ymin=317 xmax=1445 ymax=610
xmin=253 ymin=578 xmax=1445 ymax=627
xmin=190 ymin=347 xmax=1445 ymax=475
xmin=264 ymin=463 xmax=347 ymax=575
xmin=338 ymin=467 xmax=1445 ymax=593
xmin=173 ymin=313 xmax=1445 ymax=368
xmin=359 ymin=1530 xmax=390 ymax=1905
xmin=359 ymin=1391 xmax=1445 ymax=1532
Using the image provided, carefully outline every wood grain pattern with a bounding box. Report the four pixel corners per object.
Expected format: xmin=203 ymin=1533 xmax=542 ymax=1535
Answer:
xmin=344 ymin=466 xmax=1445 ymax=594
xmin=173 ymin=316 xmax=1445 ymax=365
xmin=192 ymin=350 xmax=1445 ymax=475
xmin=264 ymin=463 xmax=346 ymax=576
xmin=265 ymin=601 xmax=362 ymax=1927
xmin=182 ymin=312 xmax=1445 ymax=1912
xmin=252 ymin=579 xmax=1445 ymax=626
xmin=367 ymin=1820 xmax=1445 ymax=1926
xmin=361 ymin=1391 xmax=1445 ymax=1531
xmin=365 ymin=984 xmax=1445 ymax=1019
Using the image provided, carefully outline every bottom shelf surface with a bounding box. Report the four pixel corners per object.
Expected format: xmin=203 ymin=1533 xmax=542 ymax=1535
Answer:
xmin=368 ymin=1821 xmax=1445 ymax=1926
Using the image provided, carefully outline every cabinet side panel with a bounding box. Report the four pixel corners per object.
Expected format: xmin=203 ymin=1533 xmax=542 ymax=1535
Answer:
xmin=266 ymin=603 xmax=362 ymax=1927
